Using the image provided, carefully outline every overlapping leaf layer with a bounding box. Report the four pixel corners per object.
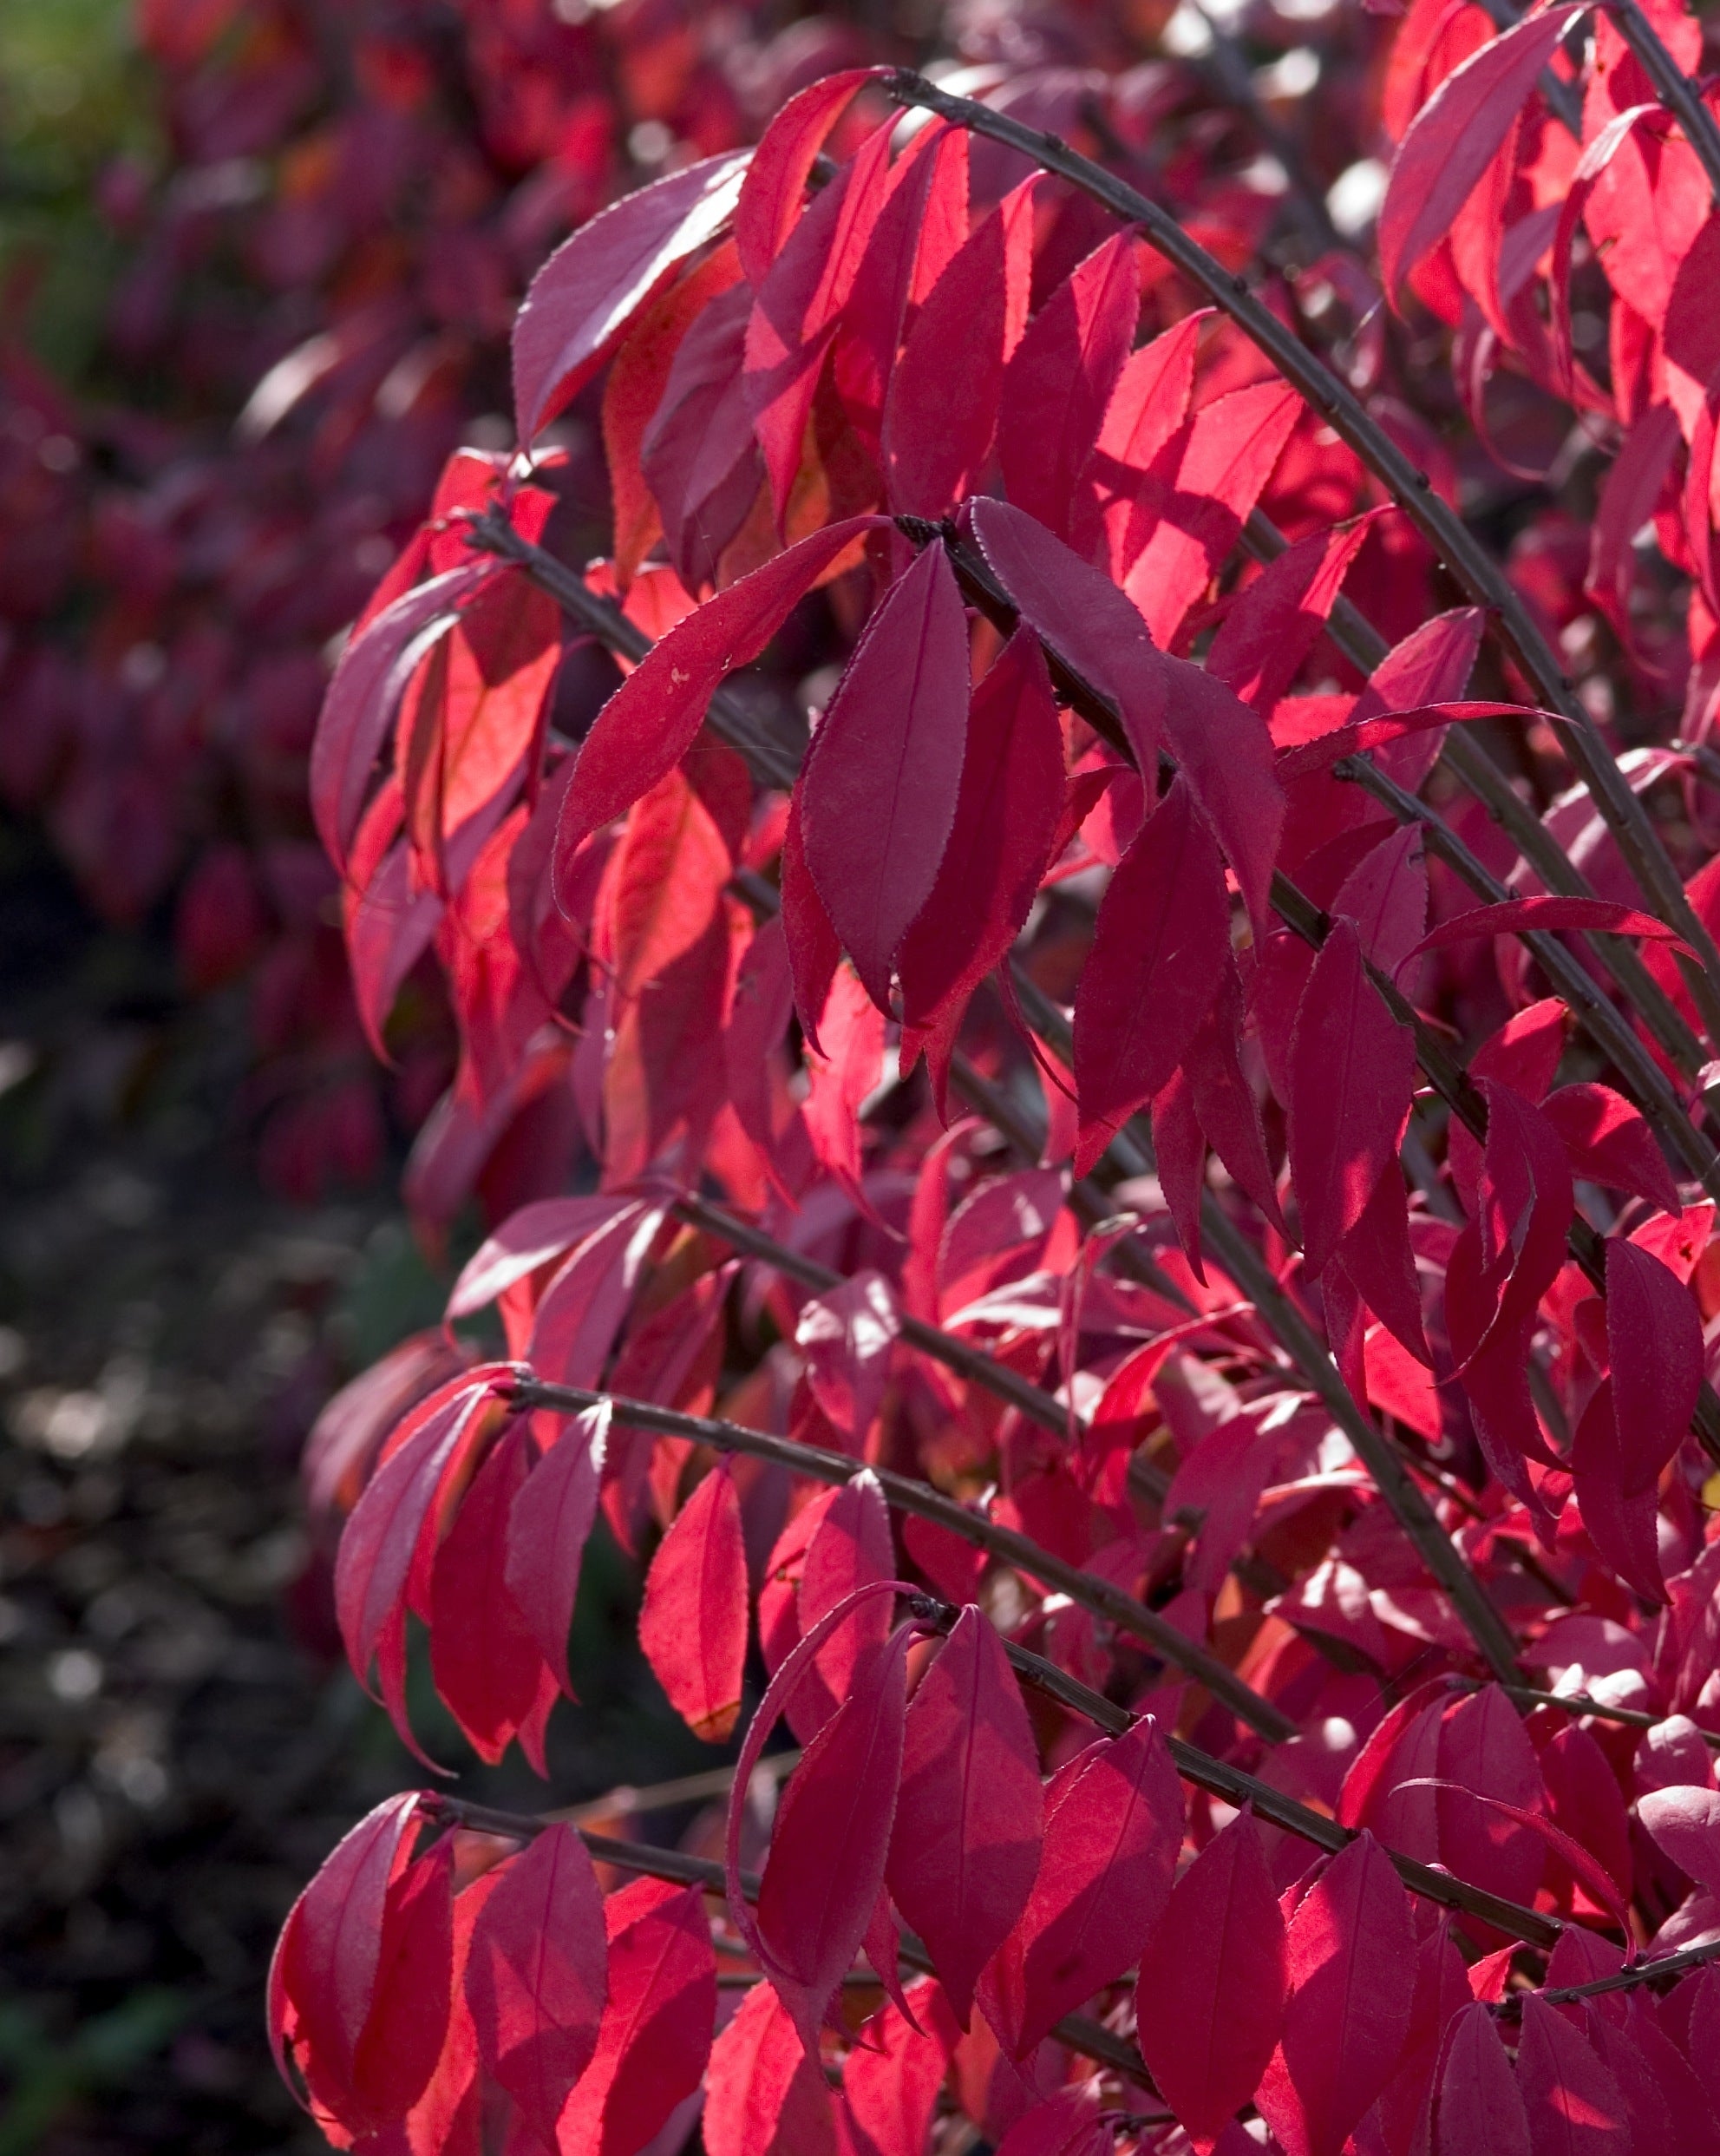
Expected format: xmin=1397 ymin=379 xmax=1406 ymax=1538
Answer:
xmin=278 ymin=10 xmax=1720 ymax=2151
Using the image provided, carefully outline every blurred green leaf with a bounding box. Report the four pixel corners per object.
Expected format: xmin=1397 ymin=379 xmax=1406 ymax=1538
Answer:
xmin=0 ymin=1987 xmax=185 ymax=2156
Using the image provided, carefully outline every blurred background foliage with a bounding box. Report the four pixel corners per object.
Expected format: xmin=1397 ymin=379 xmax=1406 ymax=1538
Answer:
xmin=0 ymin=0 xmax=150 ymax=387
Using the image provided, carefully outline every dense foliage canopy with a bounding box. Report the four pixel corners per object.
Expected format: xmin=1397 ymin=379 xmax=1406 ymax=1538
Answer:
xmin=21 ymin=0 xmax=1720 ymax=2149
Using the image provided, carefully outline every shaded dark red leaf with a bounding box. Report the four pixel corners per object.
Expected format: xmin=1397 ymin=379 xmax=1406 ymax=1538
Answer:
xmin=886 ymin=1605 xmax=1044 ymax=2028
xmin=1135 ymin=1809 xmax=1287 ymax=2147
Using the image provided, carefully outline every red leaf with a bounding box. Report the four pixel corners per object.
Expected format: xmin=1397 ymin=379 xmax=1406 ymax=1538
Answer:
xmin=840 ymin=119 xmax=968 ymax=435
xmin=969 ymin=493 xmax=1169 ymax=768
xmin=782 ymin=787 xmax=843 ymax=1046
xmin=797 ymin=1273 xmax=902 ymax=1447
xmin=1547 ymin=102 xmax=1665 ymax=403
xmin=1541 ymin=1723 xmax=1633 ymax=1917
xmin=1378 ymin=7 xmax=1589 ymax=301
xmin=1209 ymin=513 xmax=1383 ymax=715
xmin=311 ymin=563 xmax=493 ymax=871
xmin=755 ymin=1623 xmax=912 ymax=2054
xmin=1433 ymin=2001 xmax=1529 ymax=2156
xmin=638 ymin=1458 xmax=749 ymax=1741
xmin=553 ymin=515 xmax=887 ymax=868
xmin=334 ymin=1376 xmax=500 ymax=1708
xmin=504 ymin=1400 xmax=608 ymax=1699
xmin=271 ymin=1792 xmax=422 ymax=2117
xmin=984 ymin=1714 xmax=1183 ymax=2057
xmin=1155 ymin=657 xmax=1285 ymax=938
xmin=1135 ymin=1810 xmax=1287 ymax=2148
xmin=726 ymin=916 xmax=797 ymax=1163
xmin=1539 ymin=1083 xmax=1679 ymax=1215
xmin=1638 ymin=1784 xmax=1720 ymax=1898
xmin=525 ymin=1203 xmax=664 ymax=1390
xmin=555 ymin=1877 xmax=717 ymax=2156
xmin=1276 ymin=699 xmax=1542 ymax=781
xmin=1288 ymin=917 xmax=1416 ymax=1276
xmin=970 ymin=500 xmax=1285 ymax=923
xmin=1515 ymin=1993 xmax=1630 ymax=2156
xmin=397 ymin=576 xmax=560 ymax=894
xmin=993 ymin=2087 xmax=1113 ymax=2156
xmin=1333 ymin=824 xmax=1429 ymax=978
xmin=837 ymin=1979 xmax=962 ymax=2156
xmin=1469 ymin=1080 xmax=1574 ymax=1344
xmin=803 ymin=965 xmax=887 ymax=1209
xmin=1435 ymin=1684 xmax=1547 ymax=1911
xmin=724 ymin=1581 xmax=911 ymax=2012
xmin=886 ymin=1605 xmax=1045 ymax=2028
xmin=1254 ymin=1832 xmax=1417 ymax=2156
xmin=347 ymin=1836 xmax=456 ymax=2132
xmin=1184 ymin=964 xmax=1285 ymax=1235
xmin=897 ymin=628 xmax=1067 ymax=1029
xmin=884 ymin=178 xmax=1037 ymax=515
xmin=998 ymin=233 xmax=1140 ymax=540
xmin=464 ymin=1823 xmax=607 ymax=2147
xmin=1399 ymin=896 xmax=1694 ymax=967
xmin=1570 ymin=1380 xmax=1665 ymax=1603
xmin=1613 ymin=1997 xmax=1720 ymax=2154
xmin=1118 ymin=381 xmax=1303 ymax=647
xmin=343 ymin=802 xmax=442 ymax=1063
xmin=1071 ymin=311 xmax=1206 ymax=567
xmin=735 ymin=69 xmax=890 ymax=287
xmin=746 ymin=121 xmax=897 ymax=522
xmin=605 ymin=243 xmax=743 ymax=587
xmin=428 ymin=1422 xmax=553 ymax=1766
xmin=513 ymin=152 xmax=749 ymax=442
xmin=1073 ymin=776 xmax=1231 ymax=1176
xmin=795 ymin=1468 xmax=897 ymax=1740
xmin=1337 ymin=1156 xmax=1431 ymax=1367
xmin=1403 ymin=1774 xmax=1632 ymax=1938
xmin=704 ymin=1977 xmax=836 ymax=2156
xmin=1606 ymin=1235 xmax=1701 ymax=1497
xmin=641 ymin=283 xmax=762 ymax=592
xmin=1588 ymin=405 xmax=1684 ymax=652
xmin=800 ymin=541 xmax=971 ymax=1007
xmin=448 ymin=1196 xmax=641 ymax=1318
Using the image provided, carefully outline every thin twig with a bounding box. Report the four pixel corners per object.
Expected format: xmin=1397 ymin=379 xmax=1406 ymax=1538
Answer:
xmin=1242 ymin=510 xmax=1716 ymax=1093
xmin=1494 ymin=1933 xmax=1720 ymax=2013
xmin=469 ymin=509 xmax=1531 ymax=1677
xmin=506 ymin=1373 xmax=1299 ymax=1741
xmin=881 ymin=69 xmax=1720 ymax=1045
xmin=673 ymin=1191 xmax=1082 ymax=1445
xmin=957 ymin=1602 xmax=1560 ymax=1945
xmin=418 ymin=1797 xmax=1155 ymax=2083
xmin=1603 ymin=0 xmax=1720 ymax=204
xmin=424 ymin=1573 xmax=1560 ymax=1947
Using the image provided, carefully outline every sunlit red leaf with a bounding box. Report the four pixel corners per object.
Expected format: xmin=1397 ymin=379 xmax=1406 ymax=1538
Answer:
xmin=464 ymin=1823 xmax=607 ymax=2147
xmin=638 ymin=1458 xmax=749 ymax=1742
xmin=984 ymin=1714 xmax=1182 ymax=2058
xmin=554 ymin=1877 xmax=717 ymax=2156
